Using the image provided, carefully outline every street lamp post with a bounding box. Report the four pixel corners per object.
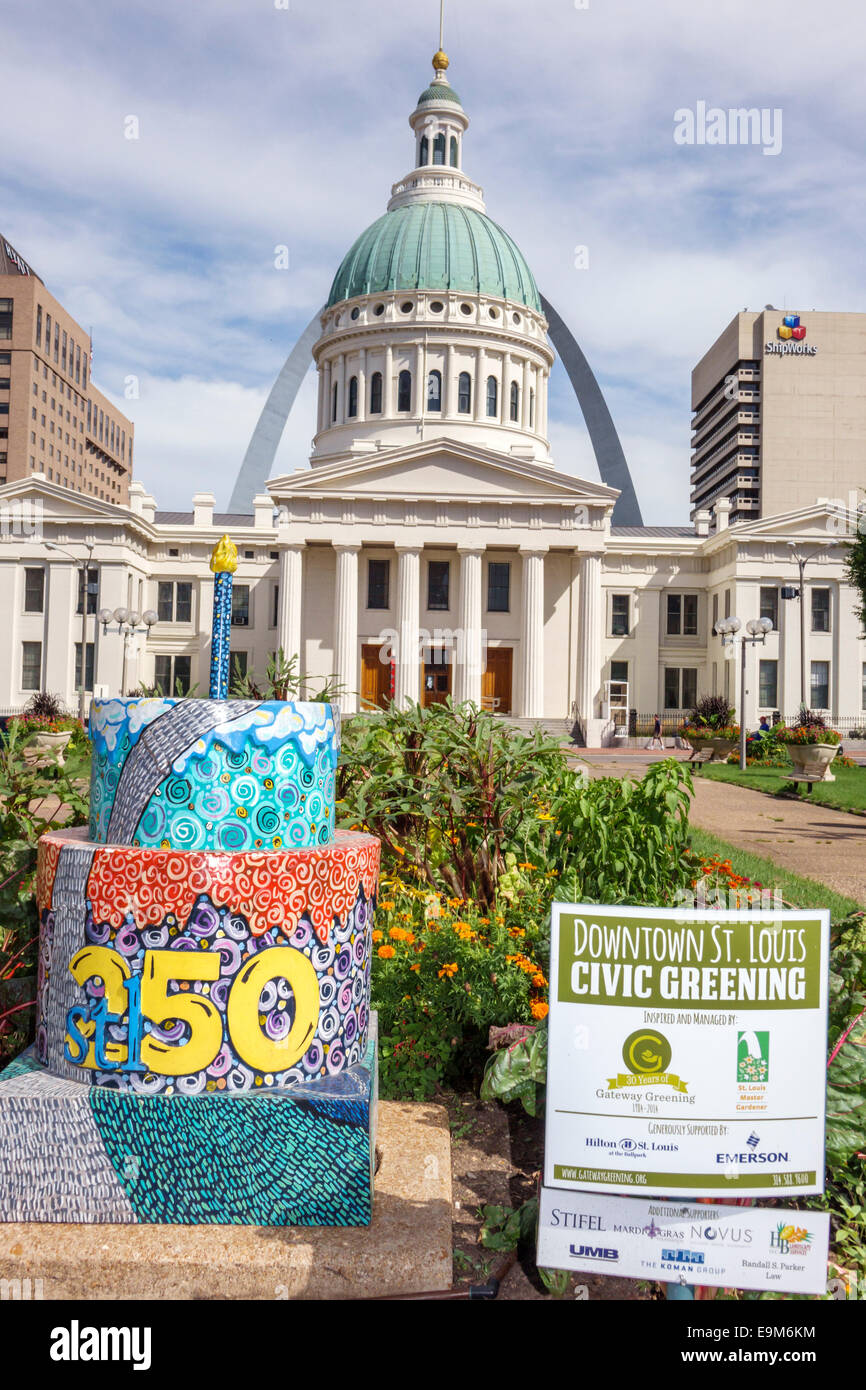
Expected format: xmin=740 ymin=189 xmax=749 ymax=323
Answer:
xmin=784 ymin=542 xmax=839 ymax=712
xmin=715 ymin=616 xmax=773 ymax=769
xmin=98 ymin=608 xmax=159 ymax=695
xmin=45 ymin=541 xmax=95 ymax=724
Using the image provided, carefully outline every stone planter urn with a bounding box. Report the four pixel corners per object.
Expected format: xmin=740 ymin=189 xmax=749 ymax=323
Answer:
xmin=23 ymin=731 xmax=73 ymax=768
xmin=709 ymin=736 xmax=738 ymax=762
xmin=786 ymin=743 xmax=838 ymax=784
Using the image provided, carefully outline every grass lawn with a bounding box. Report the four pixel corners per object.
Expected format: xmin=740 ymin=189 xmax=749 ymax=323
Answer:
xmin=696 ymin=759 xmax=866 ymax=814
xmin=688 ymin=824 xmax=864 ymax=920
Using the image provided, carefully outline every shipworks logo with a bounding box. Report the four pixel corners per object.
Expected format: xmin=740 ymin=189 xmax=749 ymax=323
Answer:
xmin=766 ymin=313 xmax=818 ymax=356
xmin=569 ymin=1244 xmax=618 ymax=1262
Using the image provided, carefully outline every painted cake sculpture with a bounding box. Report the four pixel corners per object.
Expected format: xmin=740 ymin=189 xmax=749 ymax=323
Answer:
xmin=0 ymin=538 xmax=381 ymax=1225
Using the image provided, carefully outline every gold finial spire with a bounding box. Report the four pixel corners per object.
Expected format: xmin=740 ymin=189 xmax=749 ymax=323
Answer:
xmin=433 ymin=0 xmax=448 ymax=71
xmin=433 ymin=48 xmax=449 ymax=71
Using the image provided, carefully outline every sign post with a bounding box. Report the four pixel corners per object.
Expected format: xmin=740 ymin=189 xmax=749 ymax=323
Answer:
xmin=538 ymin=903 xmax=831 ymax=1296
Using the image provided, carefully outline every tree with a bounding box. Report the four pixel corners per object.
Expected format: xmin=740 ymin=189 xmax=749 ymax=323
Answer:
xmin=845 ymin=534 xmax=866 ymax=625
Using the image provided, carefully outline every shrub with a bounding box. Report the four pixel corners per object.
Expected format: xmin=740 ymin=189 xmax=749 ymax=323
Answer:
xmin=684 ymin=695 xmax=736 ymax=731
xmin=23 ymin=691 xmax=66 ymax=721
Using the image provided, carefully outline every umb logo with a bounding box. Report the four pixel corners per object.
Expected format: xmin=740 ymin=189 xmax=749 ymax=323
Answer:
xmin=569 ymin=1244 xmax=618 ymax=1262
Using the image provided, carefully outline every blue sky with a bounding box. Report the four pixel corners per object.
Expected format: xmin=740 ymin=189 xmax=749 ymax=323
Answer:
xmin=3 ymin=0 xmax=865 ymax=521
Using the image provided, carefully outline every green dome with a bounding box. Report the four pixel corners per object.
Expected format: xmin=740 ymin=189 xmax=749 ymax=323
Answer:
xmin=416 ymin=82 xmax=462 ymax=105
xmin=327 ymin=203 xmax=542 ymax=313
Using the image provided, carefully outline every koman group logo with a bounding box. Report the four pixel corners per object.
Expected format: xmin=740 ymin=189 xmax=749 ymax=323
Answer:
xmin=778 ymin=313 xmax=807 ymax=341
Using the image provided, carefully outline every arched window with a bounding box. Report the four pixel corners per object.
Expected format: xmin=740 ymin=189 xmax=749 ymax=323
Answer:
xmin=458 ymin=371 xmax=472 ymax=414
xmin=348 ymin=375 xmax=359 ymax=418
xmin=420 ymin=135 xmax=429 ymax=165
xmin=510 ymin=381 xmax=520 ymax=422
xmin=486 ymin=375 xmax=498 ymax=418
xmin=427 ymin=370 xmax=442 ymax=412
xmin=397 ymin=370 xmax=412 ymax=412
xmin=370 ymin=371 xmax=383 ymax=414
xmin=529 ymin=389 xmax=535 ymax=429
xmin=332 ymin=383 xmax=338 ymax=422
xmin=433 ymin=133 xmax=446 ymax=165
xmin=450 ymin=136 xmax=459 ymax=168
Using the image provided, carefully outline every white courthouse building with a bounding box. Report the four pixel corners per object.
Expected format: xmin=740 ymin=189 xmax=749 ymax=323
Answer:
xmin=0 ymin=53 xmax=863 ymax=744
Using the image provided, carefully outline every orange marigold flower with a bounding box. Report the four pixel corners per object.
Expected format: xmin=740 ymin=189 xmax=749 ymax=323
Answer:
xmin=377 ymin=945 xmax=395 ymax=959
xmin=410 ymin=963 xmax=421 ymax=973
xmin=531 ymin=1001 xmax=549 ymax=1020
xmin=437 ymin=962 xmax=459 ymax=979
xmin=532 ymin=972 xmax=547 ymax=988
xmin=372 ymin=930 xmax=383 ymax=943
xmin=380 ymin=900 xmax=396 ymax=911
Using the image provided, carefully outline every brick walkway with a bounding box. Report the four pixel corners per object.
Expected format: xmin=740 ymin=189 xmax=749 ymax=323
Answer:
xmin=576 ymin=750 xmax=866 ymax=907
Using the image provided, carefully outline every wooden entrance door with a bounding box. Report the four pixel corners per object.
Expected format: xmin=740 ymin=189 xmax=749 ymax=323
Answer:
xmin=482 ymin=648 xmax=513 ymax=715
xmin=360 ymin=644 xmax=392 ymax=710
xmin=422 ymin=649 xmax=452 ymax=707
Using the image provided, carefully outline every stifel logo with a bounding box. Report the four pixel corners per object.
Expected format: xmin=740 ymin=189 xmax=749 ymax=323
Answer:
xmin=778 ymin=314 xmax=806 ymax=342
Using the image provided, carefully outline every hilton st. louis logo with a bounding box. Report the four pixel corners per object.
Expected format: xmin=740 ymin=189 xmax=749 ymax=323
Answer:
xmin=766 ymin=314 xmax=818 ymax=356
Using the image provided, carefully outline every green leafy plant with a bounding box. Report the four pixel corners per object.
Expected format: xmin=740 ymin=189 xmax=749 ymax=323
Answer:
xmin=684 ymin=695 xmax=736 ymax=731
xmin=229 ymin=648 xmax=343 ymax=703
xmin=480 ymin=1021 xmax=548 ymax=1115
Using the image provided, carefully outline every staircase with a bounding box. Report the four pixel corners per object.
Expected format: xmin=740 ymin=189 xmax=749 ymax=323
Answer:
xmin=499 ymin=715 xmax=581 ymax=746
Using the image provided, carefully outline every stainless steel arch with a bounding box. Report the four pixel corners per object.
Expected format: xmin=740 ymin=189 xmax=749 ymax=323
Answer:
xmin=227 ymin=298 xmax=643 ymax=525
xmin=540 ymin=295 xmax=642 ymax=526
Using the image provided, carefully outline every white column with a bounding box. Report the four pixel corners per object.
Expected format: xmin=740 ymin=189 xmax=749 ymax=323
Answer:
xmin=384 ymin=345 xmax=394 ymax=417
xmin=444 ymin=344 xmax=455 ymax=418
xmin=335 ymin=354 xmax=345 ymax=426
xmin=455 ymin=547 xmax=483 ymax=706
xmin=395 ymin=547 xmax=420 ymax=707
xmin=474 ymin=346 xmax=486 ymax=422
xmin=357 ymin=348 xmax=367 ymax=424
xmin=334 ymin=544 xmax=360 ymax=714
xmin=577 ymin=552 xmax=604 ymax=743
xmin=520 ymin=548 xmax=546 ymax=718
xmin=501 ymin=352 xmax=512 ymax=425
xmin=413 ymin=343 xmax=424 ymax=419
xmin=278 ymin=544 xmax=305 ymax=671
xmin=323 ymin=360 xmax=332 ymax=428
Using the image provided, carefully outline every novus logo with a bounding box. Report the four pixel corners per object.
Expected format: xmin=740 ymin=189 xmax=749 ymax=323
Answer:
xmin=49 ymin=1322 xmax=151 ymax=1371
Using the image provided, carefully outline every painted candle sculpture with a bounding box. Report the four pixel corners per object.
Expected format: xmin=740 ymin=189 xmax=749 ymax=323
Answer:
xmin=0 ymin=579 xmax=382 ymax=1226
xmin=209 ymin=534 xmax=237 ymax=700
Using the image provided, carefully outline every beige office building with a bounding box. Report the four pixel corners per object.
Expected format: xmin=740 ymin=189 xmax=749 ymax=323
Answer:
xmin=691 ymin=309 xmax=866 ymax=523
xmin=0 ymin=235 xmax=134 ymax=504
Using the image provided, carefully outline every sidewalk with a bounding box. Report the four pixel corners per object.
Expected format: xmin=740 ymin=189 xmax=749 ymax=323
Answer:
xmin=575 ymin=749 xmax=866 ymax=906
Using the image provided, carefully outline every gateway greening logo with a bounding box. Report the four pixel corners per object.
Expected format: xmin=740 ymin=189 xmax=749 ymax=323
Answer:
xmin=606 ymin=1028 xmax=688 ymax=1093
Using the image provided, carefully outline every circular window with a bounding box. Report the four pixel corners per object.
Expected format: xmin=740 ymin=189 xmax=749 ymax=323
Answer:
xmin=400 ymin=300 xmax=414 ymax=314
xmin=488 ymin=306 xmax=500 ymax=319
xmin=512 ymin=312 xmax=522 ymax=325
xmin=374 ymin=303 xmax=385 ymax=316
xmin=350 ymin=307 xmax=361 ymax=321
xmin=429 ymin=300 xmax=444 ymax=313
xmin=460 ymin=303 xmax=473 ymax=316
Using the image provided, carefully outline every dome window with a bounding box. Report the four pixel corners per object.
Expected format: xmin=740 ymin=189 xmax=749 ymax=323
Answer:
xmin=347 ymin=376 xmax=359 ymax=418
xmin=460 ymin=303 xmax=473 ymax=316
xmin=450 ymin=136 xmax=459 ymax=168
xmin=513 ymin=312 xmax=522 ymax=325
xmin=427 ymin=370 xmax=442 ymax=412
xmin=420 ymin=135 xmax=429 ymax=166
xmin=433 ymin=133 xmax=446 ymax=165
xmin=374 ymin=303 xmax=385 ymax=317
xmin=351 ymin=307 xmax=361 ymax=321
xmin=510 ymin=382 xmax=520 ymax=422
xmin=332 ymin=383 xmax=339 ymax=423
xmin=458 ymin=372 xmax=472 ymax=414
xmin=397 ymin=370 xmax=412 ymax=412
xmin=370 ymin=372 xmax=383 ymax=414
xmin=486 ymin=376 xmax=498 ymax=418
xmin=489 ymin=307 xmax=500 ymax=320
xmin=400 ymin=301 xmax=414 ymax=314
xmin=430 ymin=300 xmax=444 ymax=314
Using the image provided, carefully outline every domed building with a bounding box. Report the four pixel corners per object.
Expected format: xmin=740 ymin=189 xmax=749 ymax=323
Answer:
xmin=267 ymin=51 xmax=623 ymax=734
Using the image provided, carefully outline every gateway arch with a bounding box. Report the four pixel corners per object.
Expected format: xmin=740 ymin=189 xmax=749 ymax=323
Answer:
xmin=227 ymin=298 xmax=643 ymax=526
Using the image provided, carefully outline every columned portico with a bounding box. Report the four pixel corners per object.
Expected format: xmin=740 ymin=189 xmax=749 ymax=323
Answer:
xmin=577 ymin=551 xmax=604 ymax=743
xmin=334 ymin=544 xmax=360 ymax=713
xmin=395 ymin=546 xmax=421 ymax=707
xmin=278 ymin=542 xmax=305 ymax=669
xmin=455 ymin=546 xmax=483 ymax=705
xmin=520 ymin=547 xmax=546 ymax=717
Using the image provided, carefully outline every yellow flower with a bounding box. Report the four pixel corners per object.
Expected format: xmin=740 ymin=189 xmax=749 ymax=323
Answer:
xmin=437 ymin=962 xmax=459 ymax=979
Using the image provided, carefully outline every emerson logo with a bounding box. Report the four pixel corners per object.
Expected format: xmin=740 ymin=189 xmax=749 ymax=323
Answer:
xmin=569 ymin=1244 xmax=618 ymax=1262
xmin=715 ymin=1151 xmax=789 ymax=1164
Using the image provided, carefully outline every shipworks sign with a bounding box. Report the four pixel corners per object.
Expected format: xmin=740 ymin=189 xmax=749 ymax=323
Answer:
xmin=765 ymin=315 xmax=817 ymax=357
